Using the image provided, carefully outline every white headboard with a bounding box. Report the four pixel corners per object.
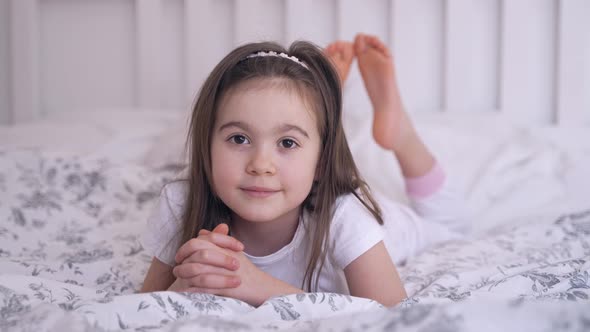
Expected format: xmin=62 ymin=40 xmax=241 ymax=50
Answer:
xmin=1 ymin=0 xmax=589 ymax=126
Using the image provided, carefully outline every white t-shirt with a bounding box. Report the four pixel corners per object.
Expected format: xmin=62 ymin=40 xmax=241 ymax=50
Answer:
xmin=141 ymin=167 xmax=466 ymax=294
xmin=141 ymin=181 xmax=386 ymax=293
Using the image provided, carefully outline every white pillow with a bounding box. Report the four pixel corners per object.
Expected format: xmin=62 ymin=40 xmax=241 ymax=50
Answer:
xmin=141 ymin=112 xmax=191 ymax=169
xmin=0 ymin=108 xmax=185 ymax=165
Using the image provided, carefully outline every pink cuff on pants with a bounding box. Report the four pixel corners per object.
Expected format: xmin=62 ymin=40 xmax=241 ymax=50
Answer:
xmin=404 ymin=162 xmax=446 ymax=199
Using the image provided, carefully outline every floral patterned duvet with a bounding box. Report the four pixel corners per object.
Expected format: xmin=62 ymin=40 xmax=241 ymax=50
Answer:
xmin=1 ymin=150 xmax=589 ymax=331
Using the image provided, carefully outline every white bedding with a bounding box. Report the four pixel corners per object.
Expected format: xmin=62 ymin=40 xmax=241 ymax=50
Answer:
xmin=0 ymin=149 xmax=589 ymax=331
xmin=0 ymin=109 xmax=189 ymax=165
xmin=1 ymin=97 xmax=590 ymax=330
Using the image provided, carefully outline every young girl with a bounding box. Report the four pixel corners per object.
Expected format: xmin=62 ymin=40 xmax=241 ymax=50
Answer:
xmin=140 ymin=34 xmax=467 ymax=307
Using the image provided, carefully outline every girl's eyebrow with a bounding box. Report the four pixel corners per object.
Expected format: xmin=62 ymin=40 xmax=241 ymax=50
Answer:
xmin=277 ymin=124 xmax=309 ymax=138
xmin=218 ymin=121 xmax=250 ymax=133
xmin=218 ymin=121 xmax=310 ymax=138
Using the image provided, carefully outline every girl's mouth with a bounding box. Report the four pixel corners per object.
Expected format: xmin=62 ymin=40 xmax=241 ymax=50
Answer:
xmin=240 ymin=187 xmax=280 ymax=198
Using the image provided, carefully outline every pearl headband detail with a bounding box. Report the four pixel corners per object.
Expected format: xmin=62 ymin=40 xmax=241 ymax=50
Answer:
xmin=245 ymin=51 xmax=309 ymax=70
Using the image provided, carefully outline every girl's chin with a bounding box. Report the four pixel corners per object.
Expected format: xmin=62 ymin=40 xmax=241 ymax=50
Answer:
xmin=232 ymin=212 xmax=280 ymax=224
xmin=230 ymin=207 xmax=299 ymax=225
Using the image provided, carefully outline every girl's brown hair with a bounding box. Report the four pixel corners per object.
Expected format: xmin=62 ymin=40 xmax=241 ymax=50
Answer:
xmin=180 ymin=40 xmax=383 ymax=291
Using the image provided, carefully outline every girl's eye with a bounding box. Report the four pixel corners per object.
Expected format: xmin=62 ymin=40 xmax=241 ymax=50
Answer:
xmin=280 ymin=139 xmax=298 ymax=149
xmin=230 ymin=135 xmax=249 ymax=145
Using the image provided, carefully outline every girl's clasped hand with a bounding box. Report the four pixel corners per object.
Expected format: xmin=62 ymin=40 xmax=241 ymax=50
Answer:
xmin=170 ymin=224 xmax=269 ymax=305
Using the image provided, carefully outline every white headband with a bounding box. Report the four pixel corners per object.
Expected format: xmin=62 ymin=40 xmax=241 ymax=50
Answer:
xmin=245 ymin=51 xmax=309 ymax=70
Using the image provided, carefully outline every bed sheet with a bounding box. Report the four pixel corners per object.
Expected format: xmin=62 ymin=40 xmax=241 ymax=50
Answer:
xmin=0 ymin=149 xmax=589 ymax=331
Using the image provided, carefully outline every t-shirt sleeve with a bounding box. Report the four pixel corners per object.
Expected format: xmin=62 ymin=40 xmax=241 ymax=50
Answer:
xmin=329 ymin=193 xmax=385 ymax=270
xmin=140 ymin=181 xmax=188 ymax=266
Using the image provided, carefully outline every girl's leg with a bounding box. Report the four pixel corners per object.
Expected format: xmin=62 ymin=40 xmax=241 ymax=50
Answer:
xmin=325 ymin=41 xmax=355 ymax=84
xmin=377 ymin=193 xmax=464 ymax=265
xmin=354 ymin=34 xmax=435 ymax=178
xmin=354 ymin=34 xmax=470 ymax=257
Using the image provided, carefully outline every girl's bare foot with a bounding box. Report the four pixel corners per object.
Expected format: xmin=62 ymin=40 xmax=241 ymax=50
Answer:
xmin=324 ymin=41 xmax=354 ymax=83
xmin=354 ymin=34 xmax=412 ymax=152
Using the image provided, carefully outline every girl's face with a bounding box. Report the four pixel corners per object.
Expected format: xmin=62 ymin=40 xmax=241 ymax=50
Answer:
xmin=211 ymin=80 xmax=321 ymax=225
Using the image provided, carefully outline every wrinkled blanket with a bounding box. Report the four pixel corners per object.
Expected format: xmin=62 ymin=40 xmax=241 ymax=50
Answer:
xmin=1 ymin=150 xmax=589 ymax=331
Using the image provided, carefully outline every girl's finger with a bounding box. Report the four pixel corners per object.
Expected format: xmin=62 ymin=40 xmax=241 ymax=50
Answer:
xmin=188 ymin=274 xmax=241 ymax=289
xmin=173 ymin=262 xmax=237 ymax=279
xmin=198 ymin=223 xmax=226 ymax=236
xmin=182 ymin=249 xmax=240 ymax=271
xmin=197 ymin=225 xmax=243 ymax=251
xmin=176 ymin=228 xmax=243 ymax=264
xmin=212 ymin=223 xmax=229 ymax=234
xmin=175 ymin=238 xmax=212 ymax=264
xmin=203 ymin=232 xmax=244 ymax=252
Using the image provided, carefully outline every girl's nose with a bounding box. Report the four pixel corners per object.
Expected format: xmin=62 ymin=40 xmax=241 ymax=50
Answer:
xmin=246 ymin=147 xmax=277 ymax=175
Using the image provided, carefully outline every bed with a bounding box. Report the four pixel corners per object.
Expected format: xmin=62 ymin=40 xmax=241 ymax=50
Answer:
xmin=1 ymin=103 xmax=590 ymax=331
xmin=2 ymin=0 xmax=590 ymax=331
